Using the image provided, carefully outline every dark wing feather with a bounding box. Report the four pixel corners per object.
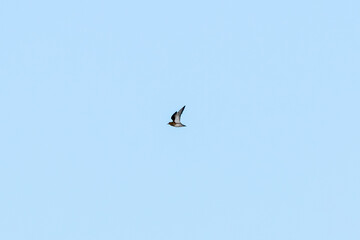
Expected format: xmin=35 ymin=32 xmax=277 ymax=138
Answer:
xmin=171 ymin=112 xmax=177 ymax=122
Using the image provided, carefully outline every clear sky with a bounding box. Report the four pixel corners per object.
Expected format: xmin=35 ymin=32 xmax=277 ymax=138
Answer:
xmin=1 ymin=0 xmax=359 ymax=239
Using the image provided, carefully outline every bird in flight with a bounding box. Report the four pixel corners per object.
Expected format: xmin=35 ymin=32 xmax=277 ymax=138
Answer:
xmin=168 ymin=105 xmax=186 ymax=127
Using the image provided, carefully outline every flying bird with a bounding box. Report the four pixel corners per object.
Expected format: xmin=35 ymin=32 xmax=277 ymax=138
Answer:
xmin=168 ymin=105 xmax=186 ymax=127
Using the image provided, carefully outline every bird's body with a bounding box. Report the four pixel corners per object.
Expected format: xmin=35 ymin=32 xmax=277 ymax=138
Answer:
xmin=168 ymin=122 xmax=186 ymax=127
xmin=168 ymin=106 xmax=186 ymax=127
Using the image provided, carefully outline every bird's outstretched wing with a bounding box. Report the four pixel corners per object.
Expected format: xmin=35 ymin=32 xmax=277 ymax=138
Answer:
xmin=171 ymin=112 xmax=177 ymax=122
xmin=174 ymin=105 xmax=185 ymax=123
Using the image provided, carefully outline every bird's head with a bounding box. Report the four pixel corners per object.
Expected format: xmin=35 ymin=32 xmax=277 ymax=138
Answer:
xmin=168 ymin=122 xmax=175 ymax=126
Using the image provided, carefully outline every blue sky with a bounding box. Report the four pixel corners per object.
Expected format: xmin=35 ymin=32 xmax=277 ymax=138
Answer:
xmin=1 ymin=0 xmax=359 ymax=239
